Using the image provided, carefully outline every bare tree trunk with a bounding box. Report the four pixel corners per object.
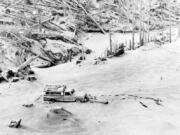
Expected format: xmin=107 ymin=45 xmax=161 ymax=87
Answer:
xmin=139 ymin=0 xmax=143 ymax=46
xmin=132 ymin=29 xmax=135 ymax=50
xmin=169 ymin=25 xmax=172 ymax=43
xmin=129 ymin=40 xmax=132 ymax=50
xmin=160 ymin=0 xmax=164 ymax=37
xmin=148 ymin=0 xmax=152 ymax=43
xmin=109 ymin=33 xmax=113 ymax=53
xmin=16 ymin=56 xmax=39 ymax=71
xmin=178 ymin=25 xmax=180 ymax=37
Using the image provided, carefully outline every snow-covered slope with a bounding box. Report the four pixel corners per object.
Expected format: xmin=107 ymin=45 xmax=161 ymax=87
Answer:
xmin=1 ymin=36 xmax=180 ymax=135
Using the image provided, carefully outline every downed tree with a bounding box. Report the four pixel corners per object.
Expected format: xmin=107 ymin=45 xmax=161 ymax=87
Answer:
xmin=16 ymin=56 xmax=39 ymax=72
xmin=72 ymin=0 xmax=106 ymax=34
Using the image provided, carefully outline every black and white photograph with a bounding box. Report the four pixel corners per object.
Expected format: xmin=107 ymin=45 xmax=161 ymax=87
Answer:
xmin=0 ymin=0 xmax=180 ymax=135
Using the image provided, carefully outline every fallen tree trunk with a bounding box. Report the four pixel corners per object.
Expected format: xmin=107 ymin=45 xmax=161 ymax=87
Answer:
xmin=72 ymin=0 xmax=106 ymax=34
xmin=16 ymin=56 xmax=39 ymax=71
xmin=30 ymin=33 xmax=79 ymax=45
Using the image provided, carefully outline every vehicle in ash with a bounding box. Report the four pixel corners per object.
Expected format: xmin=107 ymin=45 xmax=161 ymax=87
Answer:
xmin=43 ymin=85 xmax=89 ymax=103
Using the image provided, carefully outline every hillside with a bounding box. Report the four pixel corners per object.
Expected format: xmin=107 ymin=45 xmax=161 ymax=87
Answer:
xmin=1 ymin=37 xmax=180 ymax=135
xmin=0 ymin=0 xmax=180 ymax=70
xmin=1 ymin=1 xmax=180 ymax=135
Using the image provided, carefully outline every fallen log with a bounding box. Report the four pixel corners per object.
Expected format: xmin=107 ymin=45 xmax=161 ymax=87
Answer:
xmin=30 ymin=33 xmax=79 ymax=46
xmin=16 ymin=56 xmax=39 ymax=71
xmin=89 ymin=99 xmax=109 ymax=104
xmin=27 ymin=50 xmax=55 ymax=65
xmin=72 ymin=0 xmax=106 ymax=34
